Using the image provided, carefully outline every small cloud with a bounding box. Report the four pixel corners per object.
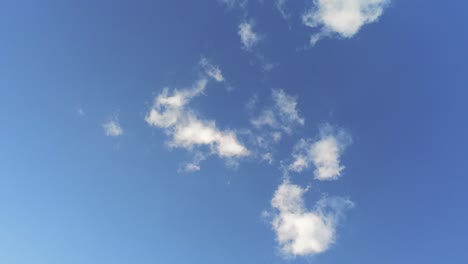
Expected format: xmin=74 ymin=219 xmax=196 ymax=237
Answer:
xmin=272 ymin=89 xmax=304 ymax=126
xmin=238 ymin=21 xmax=260 ymax=51
xmin=272 ymin=132 xmax=282 ymax=142
xmin=200 ymin=57 xmax=225 ymax=82
xmin=182 ymin=163 xmax=201 ymax=172
xmin=289 ymin=124 xmax=351 ymax=180
xmin=103 ymin=119 xmax=123 ymax=137
xmin=302 ymin=0 xmax=390 ymax=45
xmin=77 ymin=108 xmax=85 ymax=117
xmin=179 ymin=152 xmax=206 ymax=173
xmin=262 ymin=152 xmax=274 ymax=164
xmin=270 ymin=180 xmax=353 ymax=257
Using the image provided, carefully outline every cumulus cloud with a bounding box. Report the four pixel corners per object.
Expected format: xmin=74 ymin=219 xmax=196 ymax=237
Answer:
xmin=103 ymin=119 xmax=123 ymax=137
xmin=145 ymin=77 xmax=249 ymax=170
xmin=271 ymin=181 xmax=353 ymax=257
xmin=302 ymin=0 xmax=389 ymax=45
xmin=290 ymin=124 xmax=351 ymax=180
xmin=200 ymin=57 xmax=224 ymax=82
xmin=239 ymin=21 xmax=260 ymax=50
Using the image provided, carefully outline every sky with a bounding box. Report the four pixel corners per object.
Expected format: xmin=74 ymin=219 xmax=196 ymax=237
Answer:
xmin=1 ymin=0 xmax=468 ymax=263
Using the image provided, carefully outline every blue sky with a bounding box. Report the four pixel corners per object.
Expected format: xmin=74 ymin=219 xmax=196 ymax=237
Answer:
xmin=1 ymin=0 xmax=468 ymax=263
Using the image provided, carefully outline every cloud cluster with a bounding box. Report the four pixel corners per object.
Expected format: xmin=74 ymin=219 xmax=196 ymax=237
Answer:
xmin=239 ymin=22 xmax=260 ymax=50
xmin=142 ymin=58 xmax=354 ymax=259
xmin=290 ymin=124 xmax=351 ymax=180
xmin=145 ymin=69 xmax=249 ymax=170
xmin=302 ymin=0 xmax=389 ymax=45
xmin=271 ymin=181 xmax=353 ymax=256
xmin=103 ymin=119 xmax=123 ymax=137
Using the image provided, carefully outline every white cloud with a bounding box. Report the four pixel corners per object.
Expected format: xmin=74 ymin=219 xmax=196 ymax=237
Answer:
xmin=289 ymin=125 xmax=351 ymax=180
xmin=103 ymin=119 xmax=123 ymax=137
xmin=200 ymin=57 xmax=224 ymax=82
xmin=238 ymin=22 xmax=260 ymax=50
xmin=271 ymin=181 xmax=353 ymax=257
xmin=272 ymin=89 xmax=304 ymax=126
xmin=171 ymin=114 xmax=249 ymax=158
xmin=145 ymin=79 xmax=207 ymax=128
xmin=145 ymin=77 xmax=249 ymax=169
xmin=303 ymin=0 xmax=389 ymax=45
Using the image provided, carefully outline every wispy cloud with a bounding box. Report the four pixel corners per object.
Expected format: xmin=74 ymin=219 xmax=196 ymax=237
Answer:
xmin=239 ymin=21 xmax=260 ymax=51
xmin=270 ymin=180 xmax=353 ymax=257
xmin=200 ymin=57 xmax=225 ymax=82
xmin=275 ymin=0 xmax=290 ymax=20
xmin=247 ymin=89 xmax=304 ymax=165
xmin=219 ymin=0 xmax=248 ymax=10
xmin=290 ymin=124 xmax=351 ymax=180
xmin=273 ymin=89 xmax=304 ymax=126
xmin=251 ymin=89 xmax=304 ymax=134
xmin=103 ymin=119 xmax=123 ymax=137
xmin=77 ymin=108 xmax=85 ymax=117
xmin=302 ymin=0 xmax=390 ymax=45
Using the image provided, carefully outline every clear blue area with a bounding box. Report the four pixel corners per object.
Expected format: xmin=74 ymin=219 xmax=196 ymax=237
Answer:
xmin=1 ymin=1 xmax=467 ymax=263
